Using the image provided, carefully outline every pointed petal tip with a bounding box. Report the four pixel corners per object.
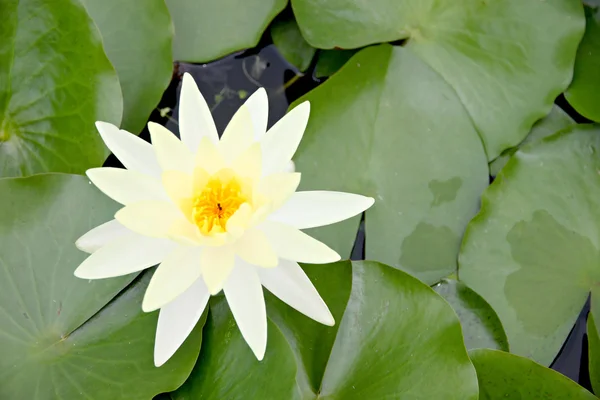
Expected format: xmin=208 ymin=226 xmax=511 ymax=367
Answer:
xmin=154 ymin=351 xmax=168 ymax=367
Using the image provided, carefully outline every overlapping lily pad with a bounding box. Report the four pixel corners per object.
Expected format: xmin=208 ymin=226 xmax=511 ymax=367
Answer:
xmin=314 ymin=49 xmax=358 ymax=78
xmin=460 ymin=125 xmax=600 ymax=365
xmin=0 ymin=0 xmax=122 ymax=177
xmin=166 ymin=0 xmax=287 ymax=63
xmin=489 ymin=105 xmax=574 ymax=176
xmin=291 ymin=0 xmax=584 ymax=159
xmin=79 ymin=0 xmax=173 ymax=133
xmin=470 ymin=349 xmax=596 ymax=399
xmin=566 ymin=6 xmax=600 ymax=122
xmin=0 ymin=174 xmax=203 ymax=399
xmin=434 ymin=279 xmax=508 ymax=351
xmin=271 ymin=15 xmax=316 ymax=72
xmin=293 ymin=45 xmax=488 ymax=284
xmin=174 ymin=261 xmax=479 ymax=399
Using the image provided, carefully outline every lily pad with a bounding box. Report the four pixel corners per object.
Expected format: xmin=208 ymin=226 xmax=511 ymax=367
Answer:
xmin=460 ymin=125 xmax=600 ymax=365
xmin=79 ymin=0 xmax=173 ymax=133
xmin=470 ymin=349 xmax=596 ymax=399
xmin=293 ymin=44 xmax=488 ymax=284
xmin=166 ymin=0 xmax=288 ymax=63
xmin=587 ymin=314 xmax=600 ymax=394
xmin=0 ymin=174 xmax=203 ymax=399
xmin=0 ymin=0 xmax=122 ymax=177
xmin=271 ymin=15 xmax=316 ymax=72
xmin=434 ymin=279 xmax=508 ymax=351
xmin=173 ymin=261 xmax=479 ymax=399
xmin=171 ymin=297 xmax=298 ymax=399
xmin=566 ymin=6 xmax=600 ymax=122
xmin=489 ymin=105 xmax=574 ymax=176
xmin=291 ymin=0 xmax=584 ymax=160
xmin=314 ymin=49 xmax=358 ymax=78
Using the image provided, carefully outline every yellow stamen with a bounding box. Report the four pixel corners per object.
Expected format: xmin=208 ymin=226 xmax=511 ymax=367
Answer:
xmin=192 ymin=174 xmax=247 ymax=235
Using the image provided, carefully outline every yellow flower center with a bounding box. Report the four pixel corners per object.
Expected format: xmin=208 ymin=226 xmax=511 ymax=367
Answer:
xmin=192 ymin=175 xmax=247 ymax=235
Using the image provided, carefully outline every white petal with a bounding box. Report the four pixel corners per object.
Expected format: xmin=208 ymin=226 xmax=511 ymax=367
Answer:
xmin=260 ymin=221 xmax=340 ymax=264
xmin=223 ymin=260 xmax=267 ymax=360
xmin=243 ymin=87 xmax=268 ymax=140
xmin=76 ymin=219 xmax=131 ymax=254
xmin=260 ymin=101 xmax=310 ymax=175
xmin=148 ymin=122 xmax=194 ymax=173
xmin=74 ymin=234 xmax=174 ymax=279
xmin=95 ymin=121 xmax=161 ymax=177
xmin=234 ymin=229 xmax=278 ymax=268
xmin=200 ymin=246 xmax=235 ymax=295
xmin=219 ymin=104 xmax=254 ymax=163
xmin=86 ymin=168 xmax=168 ymax=206
xmin=258 ymin=259 xmax=334 ymax=326
xmin=179 ymin=73 xmax=219 ymax=151
xmin=115 ymin=201 xmax=183 ymax=238
xmin=142 ymin=246 xmax=203 ymax=312
xmin=269 ymin=191 xmax=374 ymax=229
xmin=154 ymin=278 xmax=210 ymax=367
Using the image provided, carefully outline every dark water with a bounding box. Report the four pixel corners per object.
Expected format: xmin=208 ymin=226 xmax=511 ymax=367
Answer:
xmin=120 ymin=37 xmax=590 ymax=394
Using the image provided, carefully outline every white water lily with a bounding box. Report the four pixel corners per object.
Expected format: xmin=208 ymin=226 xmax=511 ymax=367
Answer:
xmin=74 ymin=73 xmax=374 ymax=367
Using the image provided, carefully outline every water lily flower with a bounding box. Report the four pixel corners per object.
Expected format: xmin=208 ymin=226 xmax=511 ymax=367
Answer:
xmin=74 ymin=73 xmax=374 ymax=367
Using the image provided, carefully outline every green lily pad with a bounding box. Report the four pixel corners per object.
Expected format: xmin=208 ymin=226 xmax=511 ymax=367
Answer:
xmin=489 ymin=105 xmax=574 ymax=176
xmin=587 ymin=313 xmax=600 ymax=394
xmin=166 ymin=0 xmax=288 ymax=63
xmin=0 ymin=174 xmax=203 ymax=399
xmin=459 ymin=125 xmax=600 ymax=365
xmin=434 ymin=279 xmax=509 ymax=351
xmin=314 ymin=49 xmax=358 ymax=78
xmin=470 ymin=349 xmax=596 ymax=399
xmin=291 ymin=0 xmax=584 ymax=160
xmin=566 ymin=6 xmax=600 ymax=122
xmin=0 ymin=0 xmax=122 ymax=177
xmin=271 ymin=15 xmax=316 ymax=72
xmin=173 ymin=261 xmax=479 ymax=399
xmin=293 ymin=45 xmax=488 ymax=284
xmin=79 ymin=0 xmax=173 ymax=133
xmin=171 ymin=297 xmax=298 ymax=400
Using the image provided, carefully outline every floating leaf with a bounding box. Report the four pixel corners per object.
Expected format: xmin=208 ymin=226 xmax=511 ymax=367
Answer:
xmin=79 ymin=0 xmax=173 ymax=133
xmin=291 ymin=0 xmax=584 ymax=159
xmin=470 ymin=349 xmax=596 ymax=399
xmin=174 ymin=261 xmax=479 ymax=399
xmin=166 ymin=0 xmax=287 ymax=63
xmin=271 ymin=15 xmax=316 ymax=72
xmin=460 ymin=125 xmax=600 ymax=365
xmin=171 ymin=297 xmax=298 ymax=399
xmin=0 ymin=0 xmax=122 ymax=177
xmin=434 ymin=279 xmax=508 ymax=351
xmin=0 ymin=174 xmax=203 ymax=399
xmin=587 ymin=314 xmax=600 ymax=394
xmin=314 ymin=49 xmax=358 ymax=78
xmin=566 ymin=6 xmax=600 ymax=122
xmin=489 ymin=105 xmax=574 ymax=176
xmin=293 ymin=45 xmax=488 ymax=284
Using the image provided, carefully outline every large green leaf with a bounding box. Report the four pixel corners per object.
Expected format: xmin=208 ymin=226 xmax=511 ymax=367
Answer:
xmin=172 ymin=297 xmax=298 ymax=400
xmin=470 ymin=349 xmax=596 ymax=399
xmin=566 ymin=6 xmax=600 ymax=122
xmin=489 ymin=105 xmax=574 ymax=176
xmin=314 ymin=49 xmax=358 ymax=78
xmin=0 ymin=0 xmax=122 ymax=177
xmin=174 ymin=261 xmax=479 ymax=399
xmin=434 ymin=279 xmax=508 ymax=351
xmin=79 ymin=0 xmax=173 ymax=133
xmin=0 ymin=174 xmax=203 ymax=399
xmin=291 ymin=0 xmax=584 ymax=160
xmin=459 ymin=125 xmax=600 ymax=365
xmin=271 ymin=15 xmax=316 ymax=72
xmin=166 ymin=0 xmax=287 ymax=63
xmin=293 ymin=45 xmax=488 ymax=284
xmin=588 ymin=313 xmax=600 ymax=395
